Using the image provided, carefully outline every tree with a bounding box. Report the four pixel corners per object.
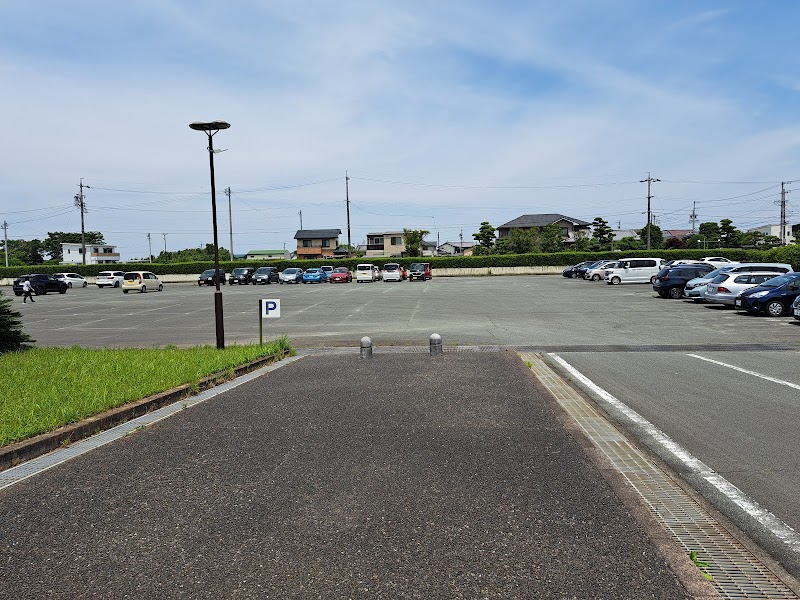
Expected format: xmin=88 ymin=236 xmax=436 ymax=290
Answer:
xmin=0 ymin=290 xmax=33 ymax=353
xmin=493 ymin=236 xmax=512 ymax=254
xmin=572 ymin=229 xmax=591 ymax=252
xmin=540 ymin=223 xmax=564 ymax=253
xmin=0 ymin=239 xmax=45 ymax=265
xmin=507 ymin=228 xmax=536 ymax=254
xmin=664 ymin=237 xmax=688 ymax=249
xmin=616 ymin=236 xmax=644 ymax=251
xmin=472 ymin=222 xmax=496 ymax=250
xmin=43 ymin=231 xmax=105 ymax=262
xmin=698 ymin=222 xmax=720 ymax=241
xmin=155 ymin=244 xmax=232 ymax=263
xmin=638 ymin=223 xmax=664 ymax=249
xmin=402 ymin=229 xmax=429 ymax=257
xmin=591 ymin=217 xmax=614 ymax=251
xmin=719 ymin=219 xmax=741 ymax=248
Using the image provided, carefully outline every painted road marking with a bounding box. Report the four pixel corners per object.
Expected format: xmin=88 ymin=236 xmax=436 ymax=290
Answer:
xmin=687 ymin=354 xmax=800 ymax=391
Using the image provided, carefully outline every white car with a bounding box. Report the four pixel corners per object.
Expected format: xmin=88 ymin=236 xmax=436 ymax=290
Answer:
xmin=698 ymin=256 xmax=738 ymax=268
xmin=122 ymin=271 xmax=164 ymax=293
xmin=96 ymin=270 xmax=126 ymax=288
xmin=356 ymin=264 xmax=379 ymax=283
xmin=705 ymin=272 xmax=780 ymax=306
xmin=584 ymin=260 xmax=620 ymax=281
xmin=604 ymin=258 xmax=664 ymax=285
xmin=54 ymin=272 xmax=88 ymax=288
xmin=382 ymin=263 xmax=403 ymax=282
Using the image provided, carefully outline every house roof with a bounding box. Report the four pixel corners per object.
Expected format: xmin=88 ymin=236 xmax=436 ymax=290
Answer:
xmin=663 ymin=229 xmax=693 ymax=239
xmin=294 ymin=229 xmax=342 ymax=240
xmin=246 ymin=249 xmax=287 ymax=255
xmin=439 ymin=241 xmax=475 ymax=248
xmin=498 ymin=214 xmax=591 ymax=229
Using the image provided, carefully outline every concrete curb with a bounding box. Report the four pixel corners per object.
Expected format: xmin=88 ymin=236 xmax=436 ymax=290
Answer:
xmin=0 ymin=350 xmax=290 ymax=472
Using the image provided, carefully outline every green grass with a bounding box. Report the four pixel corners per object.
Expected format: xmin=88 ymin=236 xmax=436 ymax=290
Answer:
xmin=0 ymin=337 xmax=292 ymax=447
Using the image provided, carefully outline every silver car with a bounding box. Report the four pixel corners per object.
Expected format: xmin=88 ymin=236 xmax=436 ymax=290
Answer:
xmin=686 ymin=262 xmax=793 ymax=301
xmin=705 ymin=272 xmax=780 ymax=306
xmin=584 ymin=260 xmax=620 ymax=281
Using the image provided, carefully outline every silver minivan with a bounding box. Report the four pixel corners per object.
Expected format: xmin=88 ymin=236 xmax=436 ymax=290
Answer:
xmin=604 ymin=258 xmax=664 ymax=285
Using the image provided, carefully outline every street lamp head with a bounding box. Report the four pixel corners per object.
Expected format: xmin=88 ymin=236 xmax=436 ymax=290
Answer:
xmin=189 ymin=120 xmax=231 ymax=132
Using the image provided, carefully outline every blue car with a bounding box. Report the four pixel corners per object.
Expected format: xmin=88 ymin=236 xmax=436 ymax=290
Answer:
xmin=734 ymin=272 xmax=800 ymax=317
xmin=302 ymin=268 xmax=328 ymax=284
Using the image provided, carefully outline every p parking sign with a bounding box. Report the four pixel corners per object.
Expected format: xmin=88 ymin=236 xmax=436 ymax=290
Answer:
xmin=261 ymin=298 xmax=280 ymax=318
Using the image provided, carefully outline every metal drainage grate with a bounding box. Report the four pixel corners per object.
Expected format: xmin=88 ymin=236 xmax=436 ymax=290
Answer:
xmin=521 ymin=352 xmax=798 ymax=600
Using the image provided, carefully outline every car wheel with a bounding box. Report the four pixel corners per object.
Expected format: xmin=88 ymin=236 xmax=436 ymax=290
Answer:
xmin=59 ymin=286 xmax=67 ymax=294
xmin=35 ymin=285 xmax=46 ymax=295
xmin=113 ymin=281 xmax=120 ymax=288
xmin=158 ymin=284 xmax=163 ymax=291
xmin=609 ymin=276 xmax=621 ymax=285
xmin=82 ymin=281 xmax=87 ymax=287
xmin=141 ymin=285 xmax=147 ymax=293
xmin=123 ymin=290 xmax=129 ymax=294
xmin=650 ymin=276 xmax=657 ymax=284
xmin=591 ymin=274 xmax=600 ymax=281
xmin=668 ymin=286 xmax=683 ymax=299
xmin=67 ymin=282 xmax=72 ymax=288
xmin=765 ymin=300 xmax=785 ymax=317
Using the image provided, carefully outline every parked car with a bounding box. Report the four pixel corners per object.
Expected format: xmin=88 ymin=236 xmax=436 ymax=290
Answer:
xmin=685 ymin=263 xmax=793 ymax=301
xmin=652 ymin=264 xmax=716 ymax=299
xmin=734 ymin=273 xmax=800 ymax=317
xmin=698 ymin=256 xmax=739 ymax=268
xmin=408 ymin=262 xmax=432 ymax=281
xmin=705 ymin=272 xmax=781 ymax=306
xmin=302 ymin=268 xmax=328 ymax=283
xmin=382 ymin=263 xmax=404 ymax=282
xmin=279 ymin=267 xmax=304 ymax=284
xmin=12 ymin=274 xmax=68 ymax=296
xmin=53 ymin=272 xmax=88 ymax=288
xmin=356 ymin=264 xmax=379 ymax=283
xmin=562 ymin=261 xmax=595 ymax=278
xmin=605 ymin=258 xmax=664 ymax=285
xmin=253 ymin=266 xmax=279 ymax=284
xmin=198 ymin=269 xmax=226 ymax=286
xmin=329 ymin=267 xmax=352 ymax=283
xmin=792 ymin=295 xmax=800 ymax=321
xmin=96 ymin=270 xmax=126 ymax=288
xmin=229 ymin=267 xmax=254 ymax=285
xmin=574 ymin=260 xmax=604 ymax=279
xmin=584 ymin=260 xmax=620 ymax=281
xmin=320 ymin=265 xmax=335 ymax=279
xmin=122 ymin=271 xmax=164 ymax=293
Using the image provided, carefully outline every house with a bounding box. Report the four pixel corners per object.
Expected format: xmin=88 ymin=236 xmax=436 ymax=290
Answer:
xmin=421 ymin=240 xmax=437 ymax=256
xmin=497 ymin=214 xmax=591 ymax=243
xmin=245 ymin=249 xmax=290 ymax=261
xmin=747 ymin=224 xmax=796 ymax=244
xmin=61 ymin=242 xmax=120 ymax=265
xmin=365 ymin=232 xmax=406 ymax=257
xmin=610 ymin=229 xmax=640 ymax=241
xmin=294 ymin=229 xmax=342 ymax=259
xmin=438 ymin=241 xmax=475 ymax=256
xmin=663 ymin=229 xmax=693 ymax=240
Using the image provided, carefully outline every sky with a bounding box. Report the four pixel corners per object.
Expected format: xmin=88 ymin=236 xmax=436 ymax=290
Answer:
xmin=2 ymin=0 xmax=799 ymax=260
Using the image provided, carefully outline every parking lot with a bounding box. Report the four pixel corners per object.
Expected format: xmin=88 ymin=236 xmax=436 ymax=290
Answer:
xmin=11 ymin=273 xmax=800 ymax=576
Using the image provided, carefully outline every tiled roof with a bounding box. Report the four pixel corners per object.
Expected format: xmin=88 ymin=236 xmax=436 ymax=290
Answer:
xmin=498 ymin=214 xmax=591 ymax=229
xmin=294 ymin=229 xmax=342 ymax=240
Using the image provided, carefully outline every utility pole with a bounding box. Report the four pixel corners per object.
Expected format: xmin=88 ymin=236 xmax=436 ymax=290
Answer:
xmin=640 ymin=172 xmax=660 ymax=250
xmin=299 ymin=210 xmax=303 ymax=230
xmin=147 ymin=233 xmax=152 ymax=263
xmin=345 ymin=171 xmax=352 ymax=255
xmin=460 ymin=229 xmax=463 ymax=254
xmin=689 ymin=201 xmax=698 ymax=234
xmin=2 ymin=220 xmax=8 ymax=267
xmin=74 ymin=178 xmax=89 ymax=264
xmin=162 ymin=233 xmax=167 ymax=254
xmin=225 ymin=187 xmax=234 ymax=259
xmin=780 ymin=182 xmax=792 ymax=245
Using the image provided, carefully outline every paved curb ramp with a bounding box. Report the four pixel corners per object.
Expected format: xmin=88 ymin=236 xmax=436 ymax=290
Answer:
xmin=0 ymin=349 xmax=793 ymax=598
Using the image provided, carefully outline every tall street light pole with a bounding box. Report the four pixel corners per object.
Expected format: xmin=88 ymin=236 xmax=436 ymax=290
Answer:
xmin=190 ymin=120 xmax=230 ymax=350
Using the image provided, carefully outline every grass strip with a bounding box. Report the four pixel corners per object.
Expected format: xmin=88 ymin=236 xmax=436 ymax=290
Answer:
xmin=0 ymin=337 xmax=292 ymax=447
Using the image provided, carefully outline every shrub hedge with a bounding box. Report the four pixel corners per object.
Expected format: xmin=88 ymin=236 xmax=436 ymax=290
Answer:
xmin=2 ymin=245 xmax=798 ymax=279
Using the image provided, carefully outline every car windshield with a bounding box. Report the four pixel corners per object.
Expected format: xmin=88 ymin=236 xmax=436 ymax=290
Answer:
xmin=201 ymin=270 xmax=217 ymax=276
xmin=232 ymin=268 xmax=249 ymax=275
xmin=333 ymin=267 xmax=348 ymax=273
xmin=284 ymin=268 xmax=299 ymax=274
xmin=255 ymin=268 xmax=271 ymax=274
xmin=357 ymin=265 xmax=371 ymax=270
xmin=758 ymin=274 xmax=798 ymax=288
xmin=410 ymin=263 xmax=424 ymax=270
xmin=384 ymin=264 xmax=398 ymax=271
xmin=306 ymin=269 xmax=320 ymax=274
xmin=98 ymin=272 xmax=114 ymax=277
xmin=123 ymin=272 xmax=140 ymax=279
xmin=711 ymin=274 xmax=730 ymax=283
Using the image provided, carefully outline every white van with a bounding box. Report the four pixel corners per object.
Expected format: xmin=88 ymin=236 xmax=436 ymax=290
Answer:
xmin=604 ymin=257 xmax=664 ymax=285
xmin=356 ymin=264 xmax=379 ymax=283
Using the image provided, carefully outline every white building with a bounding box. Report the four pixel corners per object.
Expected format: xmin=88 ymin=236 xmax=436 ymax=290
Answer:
xmin=61 ymin=242 xmax=120 ymax=265
xmin=747 ymin=224 xmax=796 ymax=245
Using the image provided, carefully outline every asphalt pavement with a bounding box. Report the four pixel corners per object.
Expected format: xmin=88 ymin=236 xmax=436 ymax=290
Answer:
xmin=0 ymin=351 xmax=703 ymax=599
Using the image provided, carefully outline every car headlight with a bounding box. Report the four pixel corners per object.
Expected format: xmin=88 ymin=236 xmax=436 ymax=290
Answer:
xmin=750 ymin=291 xmax=769 ymax=298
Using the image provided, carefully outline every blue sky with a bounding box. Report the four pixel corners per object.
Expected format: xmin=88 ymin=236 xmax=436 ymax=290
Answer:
xmin=2 ymin=0 xmax=799 ymax=259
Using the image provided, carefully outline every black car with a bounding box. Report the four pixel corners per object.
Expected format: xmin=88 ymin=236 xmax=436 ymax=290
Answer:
xmin=652 ymin=264 xmax=715 ymax=299
xmin=253 ymin=266 xmax=279 ymax=284
xmin=13 ymin=274 xmax=68 ymax=296
xmin=229 ymin=267 xmax=254 ymax=285
xmin=198 ymin=269 xmax=226 ymax=286
xmin=562 ymin=261 xmax=594 ymax=278
xmin=734 ymin=273 xmax=800 ymax=317
xmin=574 ymin=260 xmax=604 ymax=279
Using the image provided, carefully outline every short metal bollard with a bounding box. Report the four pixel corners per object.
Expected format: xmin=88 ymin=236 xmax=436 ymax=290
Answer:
xmin=360 ymin=336 xmax=373 ymax=359
xmin=429 ymin=333 xmax=443 ymax=356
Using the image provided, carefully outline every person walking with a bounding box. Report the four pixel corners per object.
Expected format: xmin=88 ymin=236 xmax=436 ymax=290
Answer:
xmin=22 ymin=279 xmax=35 ymax=303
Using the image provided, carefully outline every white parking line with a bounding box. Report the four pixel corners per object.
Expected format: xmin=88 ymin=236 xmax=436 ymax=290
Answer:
xmin=687 ymin=354 xmax=800 ymax=391
xmin=548 ymin=353 xmax=800 ymax=553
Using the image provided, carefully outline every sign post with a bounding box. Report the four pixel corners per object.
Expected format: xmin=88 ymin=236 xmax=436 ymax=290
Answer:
xmin=259 ymin=299 xmax=281 ymax=345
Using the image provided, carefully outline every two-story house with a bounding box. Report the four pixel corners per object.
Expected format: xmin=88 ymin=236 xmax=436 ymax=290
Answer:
xmin=497 ymin=214 xmax=591 ymax=243
xmin=294 ymin=229 xmax=341 ymax=260
xmin=61 ymin=242 xmax=120 ymax=265
xmin=365 ymin=232 xmax=406 ymax=257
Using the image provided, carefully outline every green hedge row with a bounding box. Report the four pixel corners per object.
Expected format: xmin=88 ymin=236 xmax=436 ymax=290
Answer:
xmin=2 ymin=246 xmax=798 ymax=279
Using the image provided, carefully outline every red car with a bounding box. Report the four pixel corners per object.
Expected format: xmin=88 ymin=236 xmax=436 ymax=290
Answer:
xmin=329 ymin=267 xmax=352 ymax=283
